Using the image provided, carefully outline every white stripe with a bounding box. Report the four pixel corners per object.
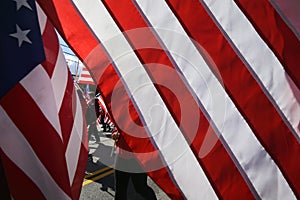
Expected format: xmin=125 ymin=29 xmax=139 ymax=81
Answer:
xmin=20 ymin=65 xmax=62 ymax=139
xmin=66 ymin=92 xmax=84 ymax=183
xmin=78 ymin=77 xmax=93 ymax=82
xmin=134 ymin=0 xmax=297 ymax=199
xmin=78 ymin=78 xmax=94 ymax=85
xmin=78 ymin=67 xmax=93 ymax=83
xmin=72 ymin=0 xmax=218 ymax=199
xmin=0 ymin=107 xmax=70 ymax=199
xmin=203 ymin=0 xmax=300 ymax=139
xmin=51 ymin=47 xmax=69 ymax=110
xmin=80 ymin=72 xmax=90 ymax=76
xmin=97 ymin=96 xmax=108 ymax=113
xmin=37 ymin=7 xmax=68 ymax=112
xmin=80 ymin=67 xmax=91 ymax=75
xmin=80 ymin=71 xmax=91 ymax=75
xmin=36 ymin=3 xmax=47 ymax=33
xmin=78 ymin=78 xmax=94 ymax=84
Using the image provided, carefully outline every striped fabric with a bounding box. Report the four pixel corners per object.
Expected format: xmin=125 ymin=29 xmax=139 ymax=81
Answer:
xmin=38 ymin=0 xmax=300 ymax=199
xmin=77 ymin=66 xmax=95 ymax=85
xmin=97 ymin=95 xmax=108 ymax=114
xmin=97 ymin=95 xmax=114 ymax=129
xmin=0 ymin=3 xmax=87 ymax=199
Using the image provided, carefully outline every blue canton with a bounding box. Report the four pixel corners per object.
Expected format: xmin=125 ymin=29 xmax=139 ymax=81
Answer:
xmin=0 ymin=0 xmax=45 ymax=99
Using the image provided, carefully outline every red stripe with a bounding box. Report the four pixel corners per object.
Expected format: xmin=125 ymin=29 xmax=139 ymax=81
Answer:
xmin=97 ymin=59 xmax=185 ymax=198
xmin=41 ymin=19 xmax=75 ymax=149
xmin=41 ymin=19 xmax=59 ymax=77
xmin=66 ymin=74 xmax=88 ymax=199
xmin=78 ymin=67 xmax=94 ymax=85
xmin=166 ymin=0 xmax=300 ymax=196
xmin=44 ymin=17 xmax=87 ymax=196
xmin=81 ymin=67 xmax=89 ymax=71
xmin=59 ymin=71 xmax=76 ymax=149
xmin=0 ymin=151 xmax=45 ymax=199
xmin=0 ymin=84 xmax=71 ymax=196
xmin=37 ymin=0 xmax=99 ymax=63
xmin=1 ymin=8 xmax=86 ymax=198
xmin=234 ymin=0 xmax=300 ymax=89
xmin=37 ymin=0 xmax=185 ymax=198
xmin=272 ymin=0 xmax=300 ymax=36
xmin=103 ymin=0 xmax=255 ymax=198
xmin=80 ymin=74 xmax=91 ymax=78
xmin=78 ymin=80 xmax=94 ymax=85
xmin=67 ymin=81 xmax=87 ymax=199
xmin=70 ymin=142 xmax=88 ymax=199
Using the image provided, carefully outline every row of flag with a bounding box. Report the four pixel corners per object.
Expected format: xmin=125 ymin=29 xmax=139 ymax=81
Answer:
xmin=1 ymin=0 xmax=299 ymax=199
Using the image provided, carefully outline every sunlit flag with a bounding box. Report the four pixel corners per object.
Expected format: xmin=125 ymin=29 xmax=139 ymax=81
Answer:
xmin=38 ymin=0 xmax=300 ymax=199
xmin=78 ymin=66 xmax=95 ymax=85
xmin=0 ymin=1 xmax=87 ymax=199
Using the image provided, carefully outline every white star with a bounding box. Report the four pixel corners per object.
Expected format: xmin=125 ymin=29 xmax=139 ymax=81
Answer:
xmin=13 ymin=0 xmax=32 ymax=11
xmin=10 ymin=24 xmax=32 ymax=47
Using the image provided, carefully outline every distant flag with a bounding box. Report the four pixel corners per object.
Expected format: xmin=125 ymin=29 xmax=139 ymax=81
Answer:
xmin=96 ymin=94 xmax=114 ymax=130
xmin=78 ymin=66 xmax=95 ymax=85
xmin=38 ymin=0 xmax=300 ymax=199
xmin=0 ymin=1 xmax=87 ymax=199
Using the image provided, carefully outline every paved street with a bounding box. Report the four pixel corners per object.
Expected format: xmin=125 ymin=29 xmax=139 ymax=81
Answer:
xmin=80 ymin=131 xmax=170 ymax=200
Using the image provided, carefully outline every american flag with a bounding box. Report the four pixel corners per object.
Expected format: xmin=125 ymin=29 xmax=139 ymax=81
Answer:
xmin=0 ymin=1 xmax=87 ymax=199
xmin=38 ymin=0 xmax=300 ymax=199
xmin=96 ymin=94 xmax=114 ymax=129
xmin=77 ymin=66 xmax=95 ymax=85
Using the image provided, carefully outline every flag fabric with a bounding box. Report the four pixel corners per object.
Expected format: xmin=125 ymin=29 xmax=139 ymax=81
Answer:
xmin=0 ymin=1 xmax=87 ymax=199
xmin=38 ymin=0 xmax=300 ymax=199
xmin=77 ymin=66 xmax=95 ymax=85
xmin=96 ymin=94 xmax=114 ymax=130
xmin=97 ymin=94 xmax=108 ymax=114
